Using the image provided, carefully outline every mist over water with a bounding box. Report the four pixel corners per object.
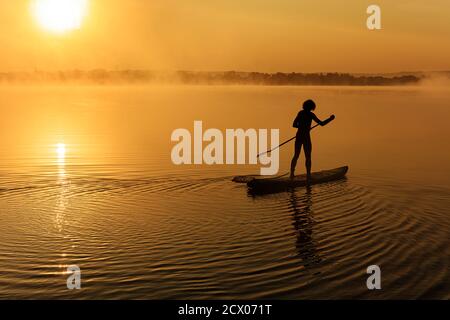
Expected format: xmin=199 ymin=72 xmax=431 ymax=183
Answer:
xmin=0 ymin=85 xmax=449 ymax=299
xmin=418 ymin=73 xmax=450 ymax=88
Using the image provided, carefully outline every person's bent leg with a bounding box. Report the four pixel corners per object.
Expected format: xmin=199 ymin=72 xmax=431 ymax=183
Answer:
xmin=290 ymin=140 xmax=302 ymax=179
xmin=304 ymin=139 xmax=312 ymax=182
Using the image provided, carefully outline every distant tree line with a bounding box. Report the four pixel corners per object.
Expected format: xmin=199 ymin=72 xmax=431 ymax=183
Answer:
xmin=176 ymin=71 xmax=421 ymax=86
xmin=0 ymin=69 xmax=422 ymax=86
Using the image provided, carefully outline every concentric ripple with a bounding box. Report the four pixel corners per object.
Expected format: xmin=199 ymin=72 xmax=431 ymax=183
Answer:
xmin=0 ymin=163 xmax=448 ymax=299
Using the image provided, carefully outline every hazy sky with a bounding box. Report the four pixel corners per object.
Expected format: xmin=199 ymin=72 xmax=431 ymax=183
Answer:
xmin=1 ymin=0 xmax=450 ymax=72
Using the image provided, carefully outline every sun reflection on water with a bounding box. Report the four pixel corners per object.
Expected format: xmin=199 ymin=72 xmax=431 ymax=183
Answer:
xmin=54 ymin=143 xmax=68 ymax=234
xmin=56 ymin=143 xmax=66 ymax=164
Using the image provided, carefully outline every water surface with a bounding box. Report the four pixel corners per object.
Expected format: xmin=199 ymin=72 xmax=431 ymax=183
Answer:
xmin=0 ymin=85 xmax=449 ymax=299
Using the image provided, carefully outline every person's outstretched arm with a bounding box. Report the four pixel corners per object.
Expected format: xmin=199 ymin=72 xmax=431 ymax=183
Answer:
xmin=312 ymin=113 xmax=335 ymax=126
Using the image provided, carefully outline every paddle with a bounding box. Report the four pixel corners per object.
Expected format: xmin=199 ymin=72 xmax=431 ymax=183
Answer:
xmin=257 ymin=116 xmax=334 ymax=158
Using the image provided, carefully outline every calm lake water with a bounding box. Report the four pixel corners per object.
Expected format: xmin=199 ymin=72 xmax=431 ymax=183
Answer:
xmin=0 ymin=85 xmax=449 ymax=299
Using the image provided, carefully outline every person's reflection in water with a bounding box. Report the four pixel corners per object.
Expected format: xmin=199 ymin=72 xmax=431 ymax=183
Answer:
xmin=289 ymin=187 xmax=322 ymax=268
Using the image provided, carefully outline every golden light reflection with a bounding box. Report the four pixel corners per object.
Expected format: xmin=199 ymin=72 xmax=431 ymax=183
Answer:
xmin=55 ymin=142 xmax=68 ymax=234
xmin=56 ymin=143 xmax=66 ymax=162
xmin=31 ymin=0 xmax=88 ymax=34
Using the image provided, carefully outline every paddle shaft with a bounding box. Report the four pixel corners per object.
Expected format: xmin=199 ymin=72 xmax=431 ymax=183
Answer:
xmin=257 ymin=123 xmax=320 ymax=158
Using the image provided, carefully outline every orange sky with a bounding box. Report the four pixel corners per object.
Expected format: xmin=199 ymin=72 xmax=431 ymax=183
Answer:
xmin=1 ymin=0 xmax=450 ymax=73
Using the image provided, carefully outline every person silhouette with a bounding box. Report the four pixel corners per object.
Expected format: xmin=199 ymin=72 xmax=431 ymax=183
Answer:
xmin=290 ymin=100 xmax=335 ymax=181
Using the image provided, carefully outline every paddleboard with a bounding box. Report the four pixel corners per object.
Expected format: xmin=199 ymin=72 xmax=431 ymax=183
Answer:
xmin=234 ymin=166 xmax=348 ymax=193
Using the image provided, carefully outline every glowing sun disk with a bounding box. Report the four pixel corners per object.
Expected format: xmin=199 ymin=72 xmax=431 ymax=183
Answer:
xmin=32 ymin=0 xmax=88 ymax=33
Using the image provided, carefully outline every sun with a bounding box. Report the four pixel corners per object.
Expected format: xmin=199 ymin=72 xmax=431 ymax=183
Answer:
xmin=31 ymin=0 xmax=88 ymax=34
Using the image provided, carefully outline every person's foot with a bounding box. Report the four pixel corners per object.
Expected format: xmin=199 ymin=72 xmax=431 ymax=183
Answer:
xmin=290 ymin=172 xmax=295 ymax=180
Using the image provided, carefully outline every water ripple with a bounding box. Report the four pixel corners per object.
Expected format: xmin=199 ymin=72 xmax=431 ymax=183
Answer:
xmin=0 ymin=167 xmax=449 ymax=299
